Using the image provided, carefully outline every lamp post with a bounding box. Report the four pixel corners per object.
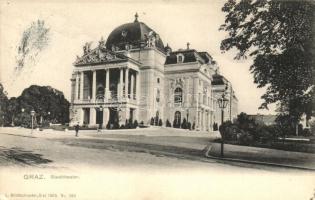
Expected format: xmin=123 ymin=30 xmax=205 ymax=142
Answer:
xmin=217 ymin=93 xmax=228 ymax=157
xmin=30 ymin=110 xmax=35 ymax=134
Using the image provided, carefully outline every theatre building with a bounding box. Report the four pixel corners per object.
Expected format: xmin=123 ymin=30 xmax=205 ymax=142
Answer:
xmin=69 ymin=14 xmax=238 ymax=131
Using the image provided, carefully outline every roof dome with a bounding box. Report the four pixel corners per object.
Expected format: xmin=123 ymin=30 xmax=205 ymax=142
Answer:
xmin=105 ymin=13 xmax=165 ymax=53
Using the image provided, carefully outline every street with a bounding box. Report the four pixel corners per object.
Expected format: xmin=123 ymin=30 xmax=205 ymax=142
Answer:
xmin=0 ymin=127 xmax=313 ymax=171
xmin=0 ymin=127 xmax=314 ymax=200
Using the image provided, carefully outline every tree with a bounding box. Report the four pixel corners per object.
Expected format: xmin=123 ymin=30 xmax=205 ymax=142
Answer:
xmin=0 ymin=83 xmax=8 ymax=126
xmin=220 ymin=0 xmax=314 ymax=130
xmin=17 ymin=85 xmax=70 ymax=125
xmin=7 ymin=97 xmax=19 ymax=126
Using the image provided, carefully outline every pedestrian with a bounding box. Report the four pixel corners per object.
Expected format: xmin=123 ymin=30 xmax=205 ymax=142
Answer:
xmin=75 ymin=123 xmax=80 ymax=137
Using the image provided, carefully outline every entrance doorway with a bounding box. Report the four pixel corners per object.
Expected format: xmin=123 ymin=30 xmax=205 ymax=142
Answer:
xmin=174 ymin=111 xmax=181 ymax=128
xmin=108 ymin=108 xmax=119 ymax=129
xmin=96 ymin=109 xmax=103 ymax=128
xmin=83 ymin=108 xmax=90 ymax=126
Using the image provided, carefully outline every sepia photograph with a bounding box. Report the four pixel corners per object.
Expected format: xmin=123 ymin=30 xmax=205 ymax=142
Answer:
xmin=0 ymin=0 xmax=314 ymax=199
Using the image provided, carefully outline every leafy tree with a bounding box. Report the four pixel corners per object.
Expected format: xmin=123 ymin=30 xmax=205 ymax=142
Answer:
xmin=220 ymin=0 xmax=315 ymax=129
xmin=0 ymin=83 xmax=8 ymax=126
xmin=7 ymin=97 xmax=19 ymax=126
xmin=17 ymin=85 xmax=70 ymax=125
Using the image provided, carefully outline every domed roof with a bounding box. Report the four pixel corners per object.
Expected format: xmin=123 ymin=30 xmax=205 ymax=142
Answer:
xmin=105 ymin=14 xmax=165 ymax=53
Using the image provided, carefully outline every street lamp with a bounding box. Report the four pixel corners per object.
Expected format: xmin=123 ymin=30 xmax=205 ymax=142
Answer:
xmin=30 ymin=110 xmax=35 ymax=134
xmin=217 ymin=93 xmax=228 ymax=157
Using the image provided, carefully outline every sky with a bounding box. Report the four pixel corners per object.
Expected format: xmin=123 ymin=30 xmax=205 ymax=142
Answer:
xmin=0 ymin=0 xmax=276 ymax=115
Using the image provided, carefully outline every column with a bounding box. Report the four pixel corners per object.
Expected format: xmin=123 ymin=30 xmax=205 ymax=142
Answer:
xmin=89 ymin=107 xmax=96 ymax=126
xmin=136 ymin=71 xmax=140 ymax=101
xmin=103 ymin=108 xmax=109 ymax=128
xmin=120 ymin=68 xmax=124 ymax=99
xmin=105 ymin=69 xmax=110 ymax=99
xmin=79 ymin=108 xmax=84 ymax=125
xmin=75 ymin=73 xmax=79 ymax=100
xmin=125 ymin=68 xmax=129 ymax=98
xmin=80 ymin=71 xmax=84 ymax=100
xmin=130 ymin=74 xmax=134 ymax=99
xmin=92 ymin=70 xmax=96 ymax=100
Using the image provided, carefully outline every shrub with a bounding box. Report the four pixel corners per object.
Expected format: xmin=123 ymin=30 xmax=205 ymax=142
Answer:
xmin=113 ymin=121 xmax=119 ymax=129
xmin=106 ymin=121 xmax=110 ymax=129
xmin=154 ymin=116 xmax=159 ymax=126
xmin=181 ymin=118 xmax=187 ymax=129
xmin=173 ymin=119 xmax=180 ymax=128
xmin=192 ymin=122 xmax=195 ymax=130
xmin=218 ymin=121 xmax=238 ymax=140
xmin=125 ymin=119 xmax=129 ymax=128
xmin=187 ymin=122 xmax=191 ymax=130
xmin=158 ymin=119 xmax=163 ymax=126
xmin=133 ymin=120 xmax=138 ymax=128
xmin=237 ymin=131 xmax=254 ymax=146
xmin=150 ymin=117 xmax=154 ymax=126
xmin=213 ymin=122 xmax=218 ymax=131
xmin=310 ymin=120 xmax=315 ymax=135
xmin=301 ymin=128 xmax=311 ymax=137
xmin=166 ymin=119 xmax=171 ymax=127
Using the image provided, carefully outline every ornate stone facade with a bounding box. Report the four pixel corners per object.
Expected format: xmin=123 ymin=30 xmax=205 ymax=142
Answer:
xmin=70 ymin=15 xmax=238 ymax=131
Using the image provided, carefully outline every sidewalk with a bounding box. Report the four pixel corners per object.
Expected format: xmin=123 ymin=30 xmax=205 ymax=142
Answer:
xmin=205 ymin=143 xmax=315 ymax=170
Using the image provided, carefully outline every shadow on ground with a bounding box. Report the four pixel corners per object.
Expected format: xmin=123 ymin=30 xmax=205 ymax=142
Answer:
xmin=0 ymin=146 xmax=52 ymax=166
xmin=60 ymin=138 xmax=208 ymax=162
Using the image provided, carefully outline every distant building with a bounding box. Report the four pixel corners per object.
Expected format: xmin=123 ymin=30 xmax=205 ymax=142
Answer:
xmin=248 ymin=114 xmax=277 ymax=126
xmin=69 ymin=14 xmax=238 ymax=131
xmin=212 ymin=73 xmax=238 ymax=126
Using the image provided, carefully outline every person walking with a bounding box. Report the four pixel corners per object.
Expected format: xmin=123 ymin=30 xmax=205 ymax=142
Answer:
xmin=75 ymin=123 xmax=80 ymax=137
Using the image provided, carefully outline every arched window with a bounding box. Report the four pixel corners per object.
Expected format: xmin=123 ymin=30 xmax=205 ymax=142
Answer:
xmin=177 ymin=54 xmax=184 ymax=63
xmin=174 ymin=87 xmax=183 ymax=105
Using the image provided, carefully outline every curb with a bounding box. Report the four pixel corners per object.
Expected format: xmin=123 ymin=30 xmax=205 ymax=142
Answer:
xmin=204 ymin=144 xmax=315 ymax=171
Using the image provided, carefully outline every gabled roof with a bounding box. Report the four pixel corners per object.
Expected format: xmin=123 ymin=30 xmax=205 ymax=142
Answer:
xmin=74 ymin=46 xmax=135 ymax=66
